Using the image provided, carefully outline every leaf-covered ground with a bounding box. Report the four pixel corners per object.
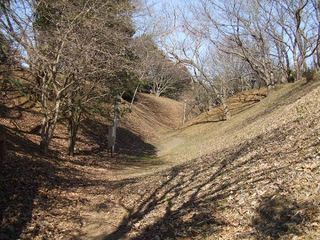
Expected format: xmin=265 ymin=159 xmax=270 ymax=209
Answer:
xmin=1 ymin=81 xmax=320 ymax=239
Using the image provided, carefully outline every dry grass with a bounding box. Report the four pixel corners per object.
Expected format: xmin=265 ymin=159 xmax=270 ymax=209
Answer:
xmin=122 ymin=93 xmax=184 ymax=141
xmin=95 ymin=80 xmax=320 ymax=240
xmin=156 ymin=81 xmax=320 ymax=167
xmin=1 ymin=79 xmax=320 ymax=239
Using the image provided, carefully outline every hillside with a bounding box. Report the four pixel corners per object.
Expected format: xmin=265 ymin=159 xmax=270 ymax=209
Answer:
xmin=123 ymin=93 xmax=184 ymax=141
xmin=104 ymin=80 xmax=320 ymax=240
xmin=1 ymin=80 xmax=320 ymax=239
xmin=156 ymin=81 xmax=319 ymax=165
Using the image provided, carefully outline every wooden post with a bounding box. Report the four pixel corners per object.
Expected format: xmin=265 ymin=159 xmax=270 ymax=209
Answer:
xmin=182 ymin=100 xmax=187 ymax=126
xmin=107 ymin=95 xmax=121 ymax=157
xmin=108 ymin=126 xmax=116 ymax=157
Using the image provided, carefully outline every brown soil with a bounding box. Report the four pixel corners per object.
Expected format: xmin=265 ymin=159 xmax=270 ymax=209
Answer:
xmin=1 ymin=80 xmax=320 ymax=239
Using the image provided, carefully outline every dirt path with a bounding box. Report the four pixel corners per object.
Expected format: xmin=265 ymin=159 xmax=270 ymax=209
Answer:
xmin=1 ymin=81 xmax=320 ymax=239
xmin=78 ymin=81 xmax=320 ymax=239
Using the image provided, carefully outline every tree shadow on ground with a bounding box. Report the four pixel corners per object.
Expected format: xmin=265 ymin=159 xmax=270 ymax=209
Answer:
xmin=4 ymin=125 xmax=60 ymax=157
xmin=116 ymin=127 xmax=157 ymax=157
xmin=230 ymin=101 xmax=258 ymax=116
xmin=0 ymin=121 xmax=62 ymax=239
xmin=186 ymin=99 xmax=261 ymax=129
xmin=80 ymin=118 xmax=157 ymax=158
xmin=246 ymin=80 xmax=320 ymax=126
xmin=0 ymin=148 xmax=57 ymax=239
xmin=71 ymin=118 xmax=159 ymax=171
xmin=0 ymin=104 xmax=11 ymax=118
xmin=0 ymin=124 xmax=141 ymax=239
xmin=0 ymin=103 xmax=23 ymax=120
xmin=188 ymin=119 xmax=223 ymax=127
xmin=102 ymin=118 xmax=320 ymax=240
xmin=0 ymin=95 xmax=39 ymax=120
xmin=103 ymin=143 xmax=279 ymax=240
xmin=253 ymin=194 xmax=319 ymax=240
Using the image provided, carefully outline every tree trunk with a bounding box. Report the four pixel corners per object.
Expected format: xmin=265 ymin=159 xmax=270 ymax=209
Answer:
xmin=40 ymin=117 xmax=55 ymax=154
xmin=313 ymin=50 xmax=320 ymax=71
xmin=0 ymin=126 xmax=7 ymax=162
xmin=155 ymin=91 xmax=161 ymax=97
xmin=39 ymin=100 xmax=61 ymax=154
xmin=129 ymin=84 xmax=140 ymax=110
xmin=285 ymin=52 xmax=291 ymax=82
xmin=296 ymin=63 xmax=302 ymax=81
xmin=316 ymin=48 xmax=320 ymax=70
xmin=221 ymin=98 xmax=231 ymax=120
xmin=68 ymin=121 xmax=79 ymax=156
xmin=264 ymin=71 xmax=274 ymax=90
xmin=294 ymin=52 xmax=303 ymax=82
xmin=67 ymin=116 xmax=80 ymax=157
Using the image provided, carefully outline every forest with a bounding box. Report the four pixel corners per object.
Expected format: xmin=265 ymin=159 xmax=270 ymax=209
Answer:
xmin=1 ymin=0 xmax=320 ymax=239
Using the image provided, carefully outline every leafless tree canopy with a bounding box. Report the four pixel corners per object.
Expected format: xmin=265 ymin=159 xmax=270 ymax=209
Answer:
xmin=0 ymin=0 xmax=319 ymax=153
xmin=134 ymin=35 xmax=191 ymax=98
xmin=140 ymin=0 xmax=319 ymax=119
xmin=0 ymin=0 xmax=138 ymax=154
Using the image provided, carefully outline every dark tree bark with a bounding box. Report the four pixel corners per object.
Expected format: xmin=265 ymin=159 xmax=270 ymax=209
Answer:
xmin=0 ymin=126 xmax=7 ymax=162
xmin=67 ymin=111 xmax=81 ymax=157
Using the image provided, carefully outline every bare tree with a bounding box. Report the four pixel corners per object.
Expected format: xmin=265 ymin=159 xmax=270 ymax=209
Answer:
xmin=168 ymin=40 xmax=232 ymax=119
xmin=0 ymin=0 xmax=137 ymax=154
xmin=134 ymin=35 xmax=190 ymax=98
xmin=265 ymin=0 xmax=320 ymax=81
xmin=313 ymin=0 xmax=320 ymax=70
xmin=197 ymin=0 xmax=277 ymax=88
xmin=0 ymin=0 xmax=68 ymax=153
xmin=61 ymin=0 xmax=137 ymax=156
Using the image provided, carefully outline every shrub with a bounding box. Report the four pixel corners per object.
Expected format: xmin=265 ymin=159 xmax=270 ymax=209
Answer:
xmin=303 ymin=69 xmax=320 ymax=82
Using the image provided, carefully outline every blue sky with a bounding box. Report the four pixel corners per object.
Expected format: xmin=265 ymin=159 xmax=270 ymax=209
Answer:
xmin=134 ymin=0 xmax=203 ymax=60
xmin=134 ymin=0 xmax=188 ymax=34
